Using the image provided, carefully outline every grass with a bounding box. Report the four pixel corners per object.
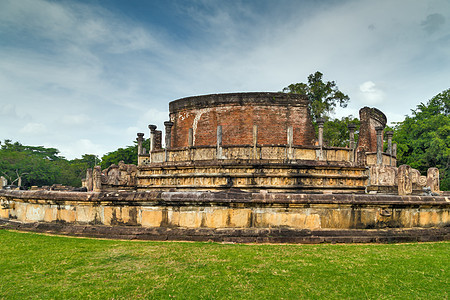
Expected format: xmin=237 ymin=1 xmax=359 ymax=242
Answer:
xmin=0 ymin=230 xmax=448 ymax=299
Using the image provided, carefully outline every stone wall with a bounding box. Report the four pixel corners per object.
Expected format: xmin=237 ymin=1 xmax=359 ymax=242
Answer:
xmin=1 ymin=190 xmax=448 ymax=230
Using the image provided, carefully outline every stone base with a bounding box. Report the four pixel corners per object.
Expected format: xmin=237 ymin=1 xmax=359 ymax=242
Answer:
xmin=1 ymin=219 xmax=448 ymax=244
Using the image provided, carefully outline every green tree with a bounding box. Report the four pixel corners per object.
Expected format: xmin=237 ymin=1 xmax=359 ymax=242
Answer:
xmin=323 ymin=116 xmax=360 ymax=147
xmin=0 ymin=140 xmax=99 ymax=188
xmin=100 ymin=145 xmax=137 ymax=170
xmin=393 ymin=89 xmax=450 ymax=190
xmin=283 ymin=71 xmax=350 ymax=121
xmin=0 ymin=142 xmax=62 ymax=187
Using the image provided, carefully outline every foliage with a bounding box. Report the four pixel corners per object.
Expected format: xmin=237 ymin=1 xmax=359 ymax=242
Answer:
xmin=0 ymin=140 xmax=99 ymax=188
xmin=283 ymin=71 xmax=350 ymax=121
xmin=100 ymin=145 xmax=137 ymax=170
xmin=323 ymin=116 xmax=360 ymax=147
xmin=0 ymin=230 xmax=448 ymax=299
xmin=393 ymin=88 xmax=450 ymax=190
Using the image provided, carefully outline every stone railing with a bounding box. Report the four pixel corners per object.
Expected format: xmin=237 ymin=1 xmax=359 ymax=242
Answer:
xmin=138 ymin=145 xmax=355 ymax=166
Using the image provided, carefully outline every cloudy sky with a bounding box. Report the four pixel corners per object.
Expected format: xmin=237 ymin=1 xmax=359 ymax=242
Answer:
xmin=1 ymin=0 xmax=449 ymax=159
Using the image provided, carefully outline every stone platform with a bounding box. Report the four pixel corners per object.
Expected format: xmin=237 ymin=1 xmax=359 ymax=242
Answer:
xmin=1 ymin=189 xmax=448 ymax=243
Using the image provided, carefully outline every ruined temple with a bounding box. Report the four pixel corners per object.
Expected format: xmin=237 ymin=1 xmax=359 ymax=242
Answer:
xmin=1 ymin=92 xmax=447 ymax=243
xmin=85 ymin=92 xmax=438 ymax=195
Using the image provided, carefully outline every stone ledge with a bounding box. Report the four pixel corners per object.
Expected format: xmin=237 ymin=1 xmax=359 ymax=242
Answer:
xmin=1 ymin=190 xmax=449 ymax=206
xmin=169 ymin=92 xmax=309 ymax=112
xmin=1 ymin=219 xmax=448 ymax=244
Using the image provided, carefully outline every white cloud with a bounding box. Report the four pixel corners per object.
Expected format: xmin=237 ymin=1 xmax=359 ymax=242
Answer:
xmin=19 ymin=123 xmax=47 ymax=134
xmin=57 ymin=139 xmax=106 ymax=159
xmin=358 ymin=81 xmax=385 ymax=105
xmin=61 ymin=114 xmax=91 ymax=125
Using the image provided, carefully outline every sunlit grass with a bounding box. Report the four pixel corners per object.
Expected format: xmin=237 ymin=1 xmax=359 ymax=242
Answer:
xmin=0 ymin=230 xmax=448 ymax=299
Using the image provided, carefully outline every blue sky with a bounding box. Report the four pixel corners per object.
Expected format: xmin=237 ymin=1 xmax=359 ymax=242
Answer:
xmin=1 ymin=0 xmax=449 ymax=159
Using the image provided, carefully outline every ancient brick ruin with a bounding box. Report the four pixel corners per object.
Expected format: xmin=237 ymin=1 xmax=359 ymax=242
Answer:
xmin=1 ymin=92 xmax=448 ymax=243
xmin=83 ymin=92 xmax=439 ymax=196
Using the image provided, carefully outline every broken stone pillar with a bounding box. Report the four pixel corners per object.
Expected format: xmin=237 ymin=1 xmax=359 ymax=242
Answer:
xmin=154 ymin=130 xmax=162 ymax=150
xmin=427 ymin=167 xmax=440 ymax=193
xmin=148 ymin=125 xmax=157 ymax=151
xmin=92 ymin=166 xmax=102 ymax=192
xmin=317 ymin=118 xmax=325 ymax=148
xmin=385 ymin=131 xmax=394 ymax=166
xmin=85 ymin=168 xmax=93 ymax=191
xmin=375 ymin=126 xmax=384 ymax=165
xmin=316 ymin=118 xmax=325 ymax=161
xmin=164 ymin=121 xmax=174 ymax=149
xmin=188 ymin=128 xmax=193 ymax=147
xmin=348 ymin=123 xmax=356 ymax=150
xmin=397 ymin=165 xmax=412 ymax=195
xmin=357 ymin=107 xmax=387 ymax=153
xmin=217 ymin=125 xmax=223 ymax=159
xmin=136 ymin=133 xmax=144 ymax=155
xmin=253 ymin=125 xmax=258 ymax=159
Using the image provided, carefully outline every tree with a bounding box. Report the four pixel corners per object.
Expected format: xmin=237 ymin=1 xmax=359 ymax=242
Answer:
xmin=0 ymin=140 xmax=100 ymax=188
xmin=393 ymin=88 xmax=450 ymax=190
xmin=283 ymin=71 xmax=350 ymax=121
xmin=323 ymin=116 xmax=360 ymax=147
xmin=100 ymin=145 xmax=137 ymax=170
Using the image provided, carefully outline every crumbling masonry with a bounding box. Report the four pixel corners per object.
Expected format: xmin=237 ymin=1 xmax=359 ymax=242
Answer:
xmin=84 ymin=92 xmax=440 ymax=196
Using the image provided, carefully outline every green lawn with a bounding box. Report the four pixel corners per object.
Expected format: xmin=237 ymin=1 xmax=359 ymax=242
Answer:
xmin=0 ymin=230 xmax=448 ymax=299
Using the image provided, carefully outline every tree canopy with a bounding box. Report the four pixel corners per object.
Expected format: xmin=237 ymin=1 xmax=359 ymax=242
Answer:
xmin=100 ymin=145 xmax=137 ymax=170
xmin=0 ymin=140 xmax=98 ymax=188
xmin=283 ymin=71 xmax=350 ymax=121
xmin=393 ymin=88 xmax=450 ymax=190
xmin=323 ymin=116 xmax=360 ymax=148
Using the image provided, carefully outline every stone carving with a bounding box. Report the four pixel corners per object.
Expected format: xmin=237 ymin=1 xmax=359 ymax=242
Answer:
xmin=102 ymin=161 xmax=137 ymax=187
xmin=410 ymin=169 xmax=420 ymax=183
xmin=0 ymin=176 xmax=7 ymax=188
xmin=418 ymin=175 xmax=427 ymax=187
xmin=427 ymin=167 xmax=440 ymax=193
xmin=398 ymin=165 xmax=412 ymax=195
xmin=85 ymin=168 xmax=93 ymax=191
xmin=369 ymin=166 xmax=396 ymax=186
xmin=93 ymin=166 xmax=102 ymax=192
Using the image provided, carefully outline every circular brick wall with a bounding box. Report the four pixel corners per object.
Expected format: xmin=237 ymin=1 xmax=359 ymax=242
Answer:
xmin=169 ymin=92 xmax=316 ymax=148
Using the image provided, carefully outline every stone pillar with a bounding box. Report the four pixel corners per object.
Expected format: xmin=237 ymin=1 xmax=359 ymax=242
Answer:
xmin=188 ymin=128 xmax=193 ymax=147
xmin=375 ymin=126 xmax=384 ymax=165
xmin=92 ymin=166 xmax=102 ymax=192
xmin=348 ymin=124 xmax=356 ymax=149
xmin=398 ymin=165 xmax=412 ymax=195
xmin=427 ymin=167 xmax=440 ymax=193
xmin=317 ymin=118 xmax=325 ymax=160
xmin=253 ymin=125 xmax=258 ymax=159
xmin=317 ymin=118 xmax=325 ymax=148
xmin=385 ymin=131 xmax=393 ymax=166
xmin=164 ymin=121 xmax=174 ymax=149
xmin=393 ymin=143 xmax=397 ymax=157
xmin=217 ymin=125 xmax=223 ymax=159
xmin=136 ymin=133 xmax=144 ymax=155
xmin=154 ymin=130 xmax=162 ymax=150
xmin=85 ymin=168 xmax=93 ymax=191
xmin=148 ymin=125 xmax=157 ymax=151
xmin=287 ymin=126 xmax=293 ymax=160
